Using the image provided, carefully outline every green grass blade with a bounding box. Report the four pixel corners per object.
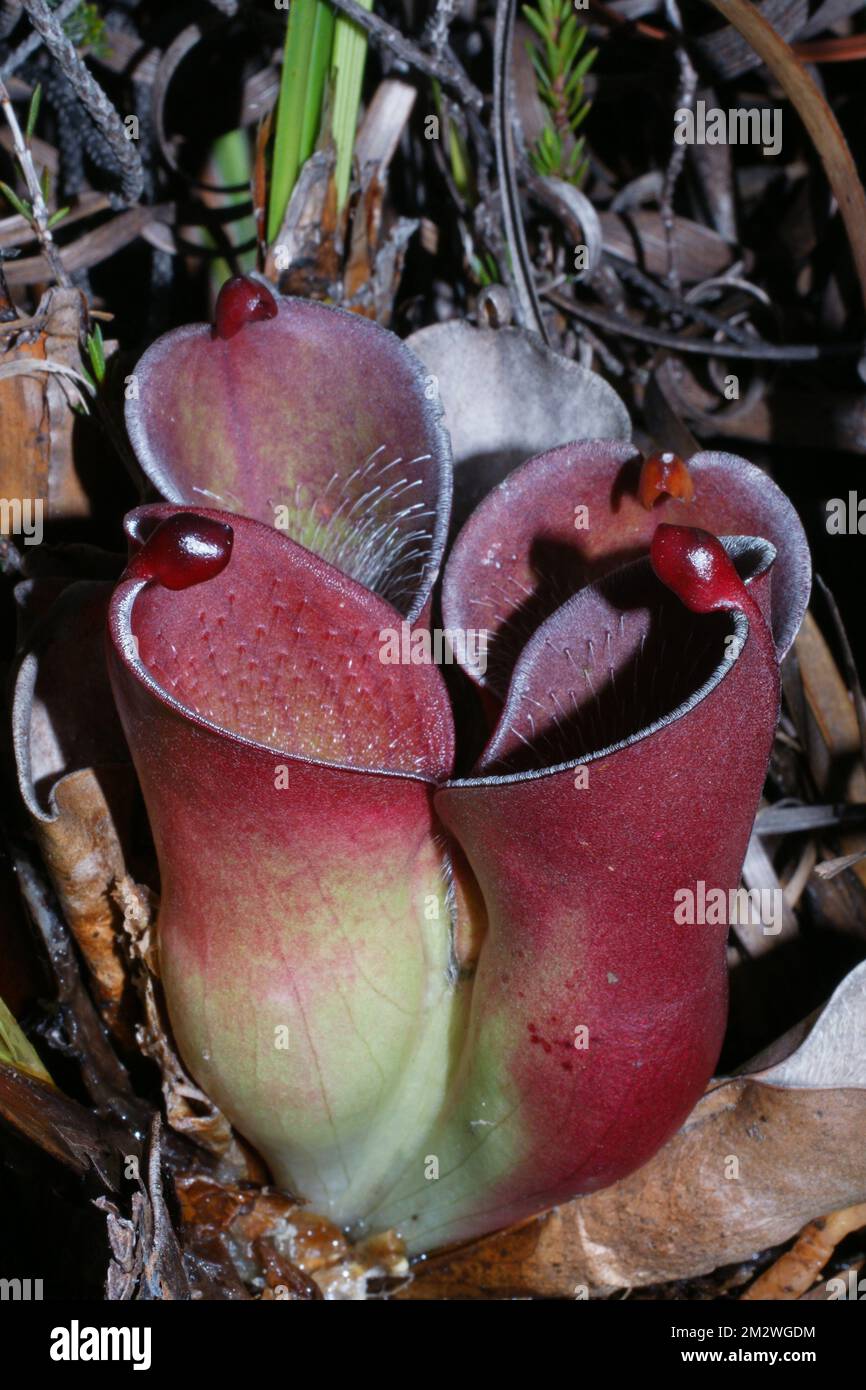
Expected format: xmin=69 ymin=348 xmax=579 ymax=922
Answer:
xmin=301 ymin=3 xmax=337 ymax=166
xmin=330 ymin=0 xmax=374 ymax=212
xmin=268 ymin=0 xmax=319 ymax=243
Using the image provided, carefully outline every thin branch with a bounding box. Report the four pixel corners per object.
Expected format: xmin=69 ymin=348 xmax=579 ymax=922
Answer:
xmin=0 ymin=73 xmax=69 ymax=283
xmin=0 ymin=0 xmax=79 ymax=78
xmin=814 ymin=848 xmax=866 ymax=880
xmin=607 ymin=253 xmax=752 ymax=344
xmin=424 ymin=0 xmax=459 ymax=58
xmin=20 ymin=0 xmax=144 ymax=205
xmin=660 ymin=0 xmax=696 ymax=299
xmin=326 ymin=0 xmax=485 ymax=114
xmin=493 ymin=0 xmax=549 ymax=341
xmin=11 ymin=842 xmax=137 ymax=1114
xmin=0 ymin=3 xmax=22 ymax=44
xmin=545 ymin=288 xmax=862 ymax=360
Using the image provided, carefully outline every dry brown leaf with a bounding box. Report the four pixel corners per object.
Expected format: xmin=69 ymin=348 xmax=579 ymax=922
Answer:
xmin=0 ymin=1060 xmax=126 ymax=1188
xmin=599 ymin=210 xmax=737 ymax=284
xmin=0 ymin=287 xmax=90 ymax=521
xmin=740 ymin=1202 xmax=866 ymax=1299
xmin=96 ymin=1116 xmax=189 ymax=1301
xmin=12 ymin=580 xmax=137 ymax=1037
xmin=343 ymin=80 xmax=419 ymax=319
xmin=698 ymin=0 xmax=808 ymax=81
xmin=267 ymin=149 xmax=341 ymax=298
xmin=175 ymin=1173 xmax=407 ymax=1300
xmin=33 ymin=769 xmax=134 ymax=1033
xmin=344 ymin=173 xmax=386 ymax=310
xmin=400 ymin=1085 xmax=866 ymax=1299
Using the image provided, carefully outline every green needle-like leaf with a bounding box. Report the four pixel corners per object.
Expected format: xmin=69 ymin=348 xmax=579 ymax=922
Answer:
xmin=522 ymin=6 xmax=549 ymax=42
xmin=0 ymin=181 xmax=32 ymax=221
xmin=26 ymin=83 xmax=42 ymax=140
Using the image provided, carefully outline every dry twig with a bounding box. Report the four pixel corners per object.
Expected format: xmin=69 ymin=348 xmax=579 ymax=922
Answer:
xmin=0 ymin=71 xmax=68 ymax=282
xmin=19 ymin=0 xmax=144 ymax=205
xmin=741 ymin=1203 xmax=866 ymax=1299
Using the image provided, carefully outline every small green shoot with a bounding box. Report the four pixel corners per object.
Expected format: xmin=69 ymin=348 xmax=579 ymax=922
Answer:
xmin=522 ymin=0 xmax=597 ymax=186
xmin=85 ymin=322 xmax=106 ymax=385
